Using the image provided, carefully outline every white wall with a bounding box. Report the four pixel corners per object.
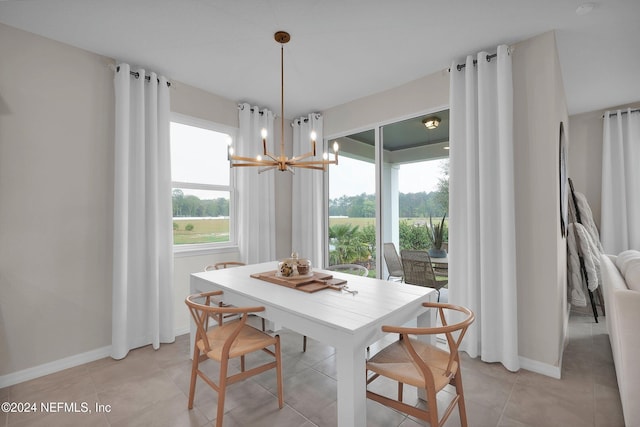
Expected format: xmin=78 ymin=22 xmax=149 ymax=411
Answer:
xmin=511 ymin=31 xmax=569 ymax=372
xmin=0 ymin=23 xmax=293 ymax=382
xmin=0 ymin=23 xmax=114 ymax=377
xmin=323 ymin=70 xmax=449 ymax=137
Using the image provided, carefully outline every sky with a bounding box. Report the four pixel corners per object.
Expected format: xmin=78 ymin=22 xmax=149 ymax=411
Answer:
xmin=329 ymin=156 xmax=448 ymax=198
xmin=170 ymin=121 xmax=449 ymax=200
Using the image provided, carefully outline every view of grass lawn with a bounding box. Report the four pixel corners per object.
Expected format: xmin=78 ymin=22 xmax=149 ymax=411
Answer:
xmin=173 ymin=218 xmax=230 ymax=244
xmin=329 ymin=217 xmax=448 ymax=228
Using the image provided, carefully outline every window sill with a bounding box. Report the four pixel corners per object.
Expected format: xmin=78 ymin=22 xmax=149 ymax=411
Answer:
xmin=173 ymin=244 xmax=240 ymax=258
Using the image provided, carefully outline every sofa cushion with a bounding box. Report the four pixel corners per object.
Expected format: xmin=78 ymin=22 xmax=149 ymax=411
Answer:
xmin=615 ymin=250 xmax=640 ymax=276
xmin=625 ymin=257 xmax=640 ymax=292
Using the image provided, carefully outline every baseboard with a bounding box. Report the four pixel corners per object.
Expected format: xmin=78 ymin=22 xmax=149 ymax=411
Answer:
xmin=174 ymin=326 xmax=190 ymax=337
xmin=1 ymin=327 xmax=189 ymax=388
xmin=0 ymin=345 xmax=112 ymax=388
xmin=519 ymin=356 xmax=561 ymax=379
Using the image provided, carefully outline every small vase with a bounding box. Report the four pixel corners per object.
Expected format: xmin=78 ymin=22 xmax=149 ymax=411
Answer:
xmin=428 ymin=248 xmax=447 ymax=258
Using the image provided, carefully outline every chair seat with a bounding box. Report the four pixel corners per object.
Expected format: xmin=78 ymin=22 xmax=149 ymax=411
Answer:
xmin=367 ymin=337 xmax=457 ymax=390
xmin=197 ymin=320 xmax=277 ymax=361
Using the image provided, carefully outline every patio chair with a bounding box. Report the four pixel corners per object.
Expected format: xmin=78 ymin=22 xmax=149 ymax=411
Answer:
xmin=327 ymin=263 xmax=369 ymax=276
xmin=400 ymin=249 xmax=448 ymax=301
xmin=383 ymin=242 xmax=404 ymax=281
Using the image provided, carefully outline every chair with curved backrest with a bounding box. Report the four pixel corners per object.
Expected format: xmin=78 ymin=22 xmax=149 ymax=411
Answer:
xmin=400 ymin=249 xmax=448 ymax=301
xmin=185 ymin=291 xmax=283 ymax=427
xmin=204 ymin=261 xmax=246 ymax=271
xmin=383 ymin=243 xmax=404 ymax=281
xmin=366 ymin=302 xmax=475 ymax=427
xmin=301 ymin=263 xmax=369 ymax=352
xmin=203 ymin=262 xmax=266 ymax=330
xmin=432 ymin=243 xmax=449 ymax=278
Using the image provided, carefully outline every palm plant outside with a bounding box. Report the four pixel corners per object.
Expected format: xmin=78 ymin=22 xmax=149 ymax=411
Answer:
xmin=328 ymin=160 xmax=449 ymax=267
xmin=329 ymin=223 xmax=371 ymax=265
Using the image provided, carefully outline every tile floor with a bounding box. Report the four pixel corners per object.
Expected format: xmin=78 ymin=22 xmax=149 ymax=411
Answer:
xmin=1 ymin=312 xmax=624 ymax=426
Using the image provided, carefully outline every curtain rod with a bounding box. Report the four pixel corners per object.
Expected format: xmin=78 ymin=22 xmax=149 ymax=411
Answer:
xmin=449 ymin=53 xmax=498 ymax=72
xmin=238 ymin=104 xmax=265 ymax=115
xmin=602 ymin=108 xmax=640 ymax=118
xmin=115 ymin=65 xmax=171 ymax=87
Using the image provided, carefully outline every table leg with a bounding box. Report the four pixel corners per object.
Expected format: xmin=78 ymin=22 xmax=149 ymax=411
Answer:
xmin=336 ymin=345 xmax=367 ymax=427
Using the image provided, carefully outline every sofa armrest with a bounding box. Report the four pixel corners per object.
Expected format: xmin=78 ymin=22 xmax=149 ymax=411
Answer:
xmin=609 ymin=288 xmax=640 ymax=427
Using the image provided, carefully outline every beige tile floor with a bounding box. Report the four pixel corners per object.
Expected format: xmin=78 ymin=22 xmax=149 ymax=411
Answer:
xmin=1 ymin=312 xmax=624 ymax=427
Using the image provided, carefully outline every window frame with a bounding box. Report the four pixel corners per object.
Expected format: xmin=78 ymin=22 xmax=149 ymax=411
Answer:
xmin=170 ymin=112 xmax=238 ymax=255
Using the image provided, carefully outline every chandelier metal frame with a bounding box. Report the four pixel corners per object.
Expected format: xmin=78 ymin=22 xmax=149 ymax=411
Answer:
xmin=229 ymin=31 xmax=339 ymax=173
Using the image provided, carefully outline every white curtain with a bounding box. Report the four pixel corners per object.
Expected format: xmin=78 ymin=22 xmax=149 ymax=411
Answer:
xmin=112 ymin=63 xmax=174 ymax=360
xmin=601 ymin=109 xmax=640 ymax=253
xmin=237 ymin=103 xmax=276 ymax=263
xmin=291 ymin=114 xmax=324 ymax=268
xmin=448 ymin=46 xmax=519 ymax=371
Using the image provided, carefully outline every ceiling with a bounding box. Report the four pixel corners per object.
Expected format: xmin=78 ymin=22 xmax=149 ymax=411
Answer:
xmin=1 ymin=0 xmax=638 ymax=119
xmin=347 ymin=110 xmax=450 ymax=151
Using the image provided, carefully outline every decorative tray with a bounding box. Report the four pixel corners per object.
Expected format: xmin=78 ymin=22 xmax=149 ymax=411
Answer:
xmin=250 ymin=270 xmax=347 ymax=293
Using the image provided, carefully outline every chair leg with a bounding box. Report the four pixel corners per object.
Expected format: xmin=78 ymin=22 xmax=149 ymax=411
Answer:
xmin=275 ymin=335 xmax=284 ymax=408
xmin=240 ymin=355 xmax=245 ymax=372
xmin=188 ymin=343 xmax=200 ymax=409
xmin=397 ymin=382 xmax=403 ymax=401
xmin=454 ymin=369 xmax=469 ymax=427
xmin=303 ymin=335 xmax=307 ymax=352
xmin=216 ymin=358 xmax=229 ymax=427
xmin=262 ymin=318 xmax=266 ymax=331
xmin=428 ymin=389 xmax=439 ymax=427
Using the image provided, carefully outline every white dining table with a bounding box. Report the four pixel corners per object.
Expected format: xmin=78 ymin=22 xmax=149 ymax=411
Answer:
xmin=190 ymin=261 xmax=436 ymax=427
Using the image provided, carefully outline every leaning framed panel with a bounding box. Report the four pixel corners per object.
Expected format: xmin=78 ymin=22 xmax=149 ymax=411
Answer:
xmin=190 ymin=261 xmax=436 ymax=427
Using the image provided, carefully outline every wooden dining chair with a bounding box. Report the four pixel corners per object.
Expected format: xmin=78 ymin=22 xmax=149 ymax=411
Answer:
xmin=203 ymin=262 xmax=267 ymax=330
xmin=400 ymin=249 xmax=448 ymax=301
xmin=302 ymin=263 xmax=369 ymax=352
xmin=185 ymin=291 xmax=284 ymax=427
xmin=204 ymin=261 xmax=246 ymax=271
xmin=383 ymin=242 xmax=404 ymax=281
xmin=366 ymin=302 xmax=475 ymax=427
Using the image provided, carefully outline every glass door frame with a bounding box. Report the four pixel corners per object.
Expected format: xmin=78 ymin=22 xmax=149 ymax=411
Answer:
xmin=323 ymin=107 xmax=448 ymax=278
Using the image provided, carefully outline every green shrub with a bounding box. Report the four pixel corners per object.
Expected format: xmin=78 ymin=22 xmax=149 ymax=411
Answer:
xmin=185 ymin=223 xmax=194 ymax=231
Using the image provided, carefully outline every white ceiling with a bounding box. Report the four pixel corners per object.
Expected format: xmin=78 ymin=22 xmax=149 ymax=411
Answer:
xmin=1 ymin=0 xmax=638 ymax=118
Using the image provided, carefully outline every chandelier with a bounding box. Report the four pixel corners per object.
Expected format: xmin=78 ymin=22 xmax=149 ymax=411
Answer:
xmin=229 ymin=31 xmax=339 ymax=173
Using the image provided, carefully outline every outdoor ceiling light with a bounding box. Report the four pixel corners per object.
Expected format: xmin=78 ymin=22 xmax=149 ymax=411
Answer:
xmin=422 ymin=116 xmax=441 ymax=130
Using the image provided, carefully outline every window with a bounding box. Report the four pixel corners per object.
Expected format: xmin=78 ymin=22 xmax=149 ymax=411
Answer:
xmin=326 ymin=110 xmax=450 ymax=278
xmin=170 ymin=114 xmax=236 ymax=251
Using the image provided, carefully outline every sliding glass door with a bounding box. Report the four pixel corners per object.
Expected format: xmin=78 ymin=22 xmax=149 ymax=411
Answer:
xmin=327 ymin=130 xmax=376 ymax=276
xmin=326 ymin=109 xmax=450 ymax=279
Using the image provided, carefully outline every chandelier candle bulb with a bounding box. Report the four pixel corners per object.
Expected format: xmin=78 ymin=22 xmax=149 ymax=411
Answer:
xmin=311 ymin=131 xmax=317 ymax=156
xmin=261 ymin=128 xmax=267 ymax=155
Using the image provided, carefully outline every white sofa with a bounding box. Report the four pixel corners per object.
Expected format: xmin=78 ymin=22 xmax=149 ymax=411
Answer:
xmin=600 ymin=250 xmax=640 ymax=427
